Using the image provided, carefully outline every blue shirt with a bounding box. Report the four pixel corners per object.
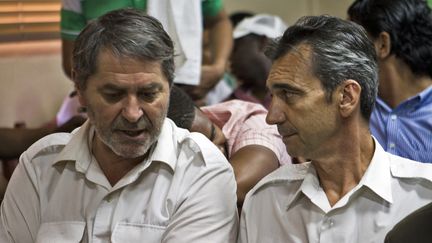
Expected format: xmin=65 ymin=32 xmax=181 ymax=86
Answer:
xmin=370 ymin=85 xmax=432 ymax=163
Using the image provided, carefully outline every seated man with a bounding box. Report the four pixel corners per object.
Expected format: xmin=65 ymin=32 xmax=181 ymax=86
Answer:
xmin=0 ymin=9 xmax=238 ymax=242
xmin=348 ymin=0 xmax=432 ymax=162
xmin=238 ymin=15 xmax=432 ymax=243
xmin=168 ymin=86 xmax=290 ymax=207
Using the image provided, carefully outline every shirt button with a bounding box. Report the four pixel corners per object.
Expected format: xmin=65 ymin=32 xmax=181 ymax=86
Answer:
xmin=389 ymin=143 xmax=396 ymax=149
xmin=328 ymin=219 xmax=334 ymax=228
xmin=390 ymin=114 xmax=397 ymax=120
xmin=105 ymin=195 xmax=113 ymax=202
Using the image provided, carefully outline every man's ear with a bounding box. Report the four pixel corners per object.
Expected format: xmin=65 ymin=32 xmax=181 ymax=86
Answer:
xmin=374 ymin=31 xmax=391 ymax=59
xmin=338 ymin=79 xmax=361 ymax=118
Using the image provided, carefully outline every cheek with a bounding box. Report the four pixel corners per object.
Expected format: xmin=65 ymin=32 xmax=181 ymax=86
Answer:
xmin=88 ymin=100 xmax=122 ymax=122
xmin=144 ymin=99 xmax=169 ymax=120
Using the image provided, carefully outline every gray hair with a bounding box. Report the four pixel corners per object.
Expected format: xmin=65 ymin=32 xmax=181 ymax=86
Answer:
xmin=72 ymin=8 xmax=175 ymax=89
xmin=266 ymin=15 xmax=378 ymax=120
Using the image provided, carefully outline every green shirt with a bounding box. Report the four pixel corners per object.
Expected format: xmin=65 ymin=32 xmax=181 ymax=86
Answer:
xmin=61 ymin=0 xmax=223 ymax=40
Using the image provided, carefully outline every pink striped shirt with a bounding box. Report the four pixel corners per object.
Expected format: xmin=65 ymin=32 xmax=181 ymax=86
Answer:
xmin=202 ymin=100 xmax=291 ymax=165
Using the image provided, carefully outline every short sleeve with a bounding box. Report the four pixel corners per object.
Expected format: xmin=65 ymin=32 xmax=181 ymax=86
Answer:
xmin=60 ymin=8 xmax=87 ymax=41
xmin=231 ymin=114 xmax=290 ymax=165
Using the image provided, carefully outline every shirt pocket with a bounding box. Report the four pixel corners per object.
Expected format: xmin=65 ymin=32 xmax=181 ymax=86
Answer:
xmin=36 ymin=221 xmax=86 ymax=243
xmin=111 ymin=223 xmax=166 ymax=243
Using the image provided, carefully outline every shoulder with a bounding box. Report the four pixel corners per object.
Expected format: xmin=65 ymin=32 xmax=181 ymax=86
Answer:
xmin=241 ymin=163 xmax=309 ymax=217
xmin=165 ymin=119 xmax=230 ymax=170
xmin=247 ymin=162 xmax=310 ymax=196
xmin=22 ymin=133 xmax=71 ymax=164
xmin=185 ymin=131 xmax=230 ymax=168
xmin=390 ymin=154 xmax=432 ymax=183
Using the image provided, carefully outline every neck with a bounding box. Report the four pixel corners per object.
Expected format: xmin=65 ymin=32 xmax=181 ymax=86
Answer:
xmin=92 ymin=136 xmax=147 ymax=186
xmin=379 ymin=56 xmax=432 ymax=108
xmin=311 ymin=122 xmax=374 ymax=207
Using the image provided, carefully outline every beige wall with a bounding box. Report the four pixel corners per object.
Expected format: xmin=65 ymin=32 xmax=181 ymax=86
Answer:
xmin=225 ymin=0 xmax=354 ymax=25
xmin=0 ymin=40 xmax=72 ymax=128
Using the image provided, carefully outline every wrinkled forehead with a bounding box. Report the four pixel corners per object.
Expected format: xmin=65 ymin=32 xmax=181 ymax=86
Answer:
xmin=267 ymin=45 xmax=315 ymax=88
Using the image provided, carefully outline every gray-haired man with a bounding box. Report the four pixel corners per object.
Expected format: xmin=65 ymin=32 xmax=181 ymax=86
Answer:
xmin=238 ymin=15 xmax=432 ymax=243
xmin=1 ymin=9 xmax=238 ymax=242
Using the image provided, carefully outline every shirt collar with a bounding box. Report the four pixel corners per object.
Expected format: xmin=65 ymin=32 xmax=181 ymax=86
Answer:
xmin=358 ymin=137 xmax=393 ymax=204
xmin=417 ymin=85 xmax=432 ymax=106
xmin=53 ymin=119 xmax=178 ymax=173
xmin=376 ymin=85 xmax=432 ymax=112
xmin=287 ymin=137 xmax=393 ymax=211
xmin=53 ymin=120 xmax=93 ymax=173
xmin=285 ymin=163 xmax=317 ymax=210
xmin=146 ymin=119 xmax=177 ymax=171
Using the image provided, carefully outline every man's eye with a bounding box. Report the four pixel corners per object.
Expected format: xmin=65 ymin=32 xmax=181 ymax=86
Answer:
xmin=285 ymin=91 xmax=297 ymax=99
xmin=276 ymin=89 xmax=298 ymax=103
xmin=138 ymin=91 xmax=158 ymax=101
xmin=102 ymin=92 xmax=123 ymax=102
xmin=277 ymin=89 xmax=293 ymax=98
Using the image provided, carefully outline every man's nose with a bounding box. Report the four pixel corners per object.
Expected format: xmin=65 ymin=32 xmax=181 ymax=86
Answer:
xmin=122 ymin=96 xmax=143 ymax=123
xmin=266 ymin=100 xmax=285 ymax=125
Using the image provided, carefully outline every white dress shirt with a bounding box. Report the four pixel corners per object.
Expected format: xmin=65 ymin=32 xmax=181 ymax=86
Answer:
xmin=238 ymin=138 xmax=432 ymax=243
xmin=1 ymin=119 xmax=238 ymax=243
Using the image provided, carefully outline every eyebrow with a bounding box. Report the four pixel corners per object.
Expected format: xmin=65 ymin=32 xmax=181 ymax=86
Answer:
xmin=269 ymin=82 xmax=303 ymax=93
xmin=100 ymin=82 xmax=163 ymax=91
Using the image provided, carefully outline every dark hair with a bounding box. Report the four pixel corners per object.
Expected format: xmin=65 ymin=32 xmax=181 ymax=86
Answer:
xmin=167 ymin=85 xmax=196 ymax=130
xmin=348 ymin=0 xmax=432 ymax=78
xmin=72 ymin=8 xmax=175 ymax=89
xmin=266 ymin=15 xmax=378 ymax=120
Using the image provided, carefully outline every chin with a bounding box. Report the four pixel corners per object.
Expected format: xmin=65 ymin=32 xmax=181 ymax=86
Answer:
xmin=285 ymin=146 xmax=303 ymax=159
xmin=109 ymin=141 xmax=155 ymax=159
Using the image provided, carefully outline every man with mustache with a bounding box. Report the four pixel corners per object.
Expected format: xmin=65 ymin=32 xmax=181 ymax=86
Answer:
xmin=238 ymin=15 xmax=432 ymax=243
xmin=0 ymin=9 xmax=238 ymax=242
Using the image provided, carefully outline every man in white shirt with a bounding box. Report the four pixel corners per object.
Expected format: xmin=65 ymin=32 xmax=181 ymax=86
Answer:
xmin=0 ymin=9 xmax=238 ymax=242
xmin=238 ymin=15 xmax=432 ymax=243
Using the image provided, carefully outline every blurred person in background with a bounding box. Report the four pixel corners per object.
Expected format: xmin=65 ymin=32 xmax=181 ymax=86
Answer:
xmin=168 ymin=86 xmax=290 ymax=209
xmin=227 ymin=14 xmax=287 ymax=108
xmin=348 ymin=0 xmax=432 ymax=163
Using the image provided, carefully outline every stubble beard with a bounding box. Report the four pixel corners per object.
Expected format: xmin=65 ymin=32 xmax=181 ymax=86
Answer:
xmin=87 ymin=106 xmax=167 ymax=159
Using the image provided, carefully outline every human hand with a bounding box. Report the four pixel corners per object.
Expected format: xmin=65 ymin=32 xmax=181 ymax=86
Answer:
xmin=188 ymin=64 xmax=225 ymax=100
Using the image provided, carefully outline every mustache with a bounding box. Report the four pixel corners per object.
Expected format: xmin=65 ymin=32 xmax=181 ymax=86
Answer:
xmin=112 ymin=116 xmax=152 ymax=130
